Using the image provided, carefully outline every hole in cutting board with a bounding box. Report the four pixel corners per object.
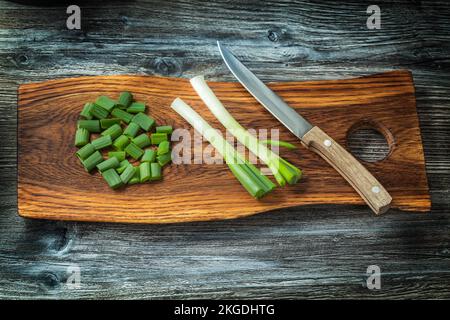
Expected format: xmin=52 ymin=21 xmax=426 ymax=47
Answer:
xmin=346 ymin=120 xmax=393 ymax=162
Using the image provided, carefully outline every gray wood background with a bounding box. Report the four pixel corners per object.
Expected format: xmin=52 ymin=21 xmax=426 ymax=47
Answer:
xmin=0 ymin=0 xmax=449 ymax=299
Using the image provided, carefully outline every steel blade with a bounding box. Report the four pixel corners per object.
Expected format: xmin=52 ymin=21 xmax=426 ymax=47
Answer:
xmin=217 ymin=41 xmax=313 ymax=138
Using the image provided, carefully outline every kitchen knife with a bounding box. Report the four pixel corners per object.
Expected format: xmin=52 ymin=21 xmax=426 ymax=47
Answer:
xmin=217 ymin=42 xmax=392 ymax=214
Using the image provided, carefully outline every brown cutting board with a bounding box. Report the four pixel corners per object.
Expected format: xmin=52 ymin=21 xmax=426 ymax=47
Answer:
xmin=18 ymin=70 xmax=430 ymax=224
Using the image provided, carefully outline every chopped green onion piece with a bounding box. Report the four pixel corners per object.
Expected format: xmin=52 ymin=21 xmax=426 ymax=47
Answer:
xmin=157 ymin=152 xmax=171 ymax=167
xmin=111 ymin=108 xmax=133 ymax=124
xmin=157 ymin=140 xmax=170 ymax=156
xmin=127 ymin=102 xmax=146 ymax=114
xmin=156 ymin=125 xmax=173 ymax=134
xmin=100 ymin=123 xmax=122 ymax=140
xmin=76 ymin=143 xmax=95 ymax=160
xmin=141 ymin=149 xmax=156 ymax=163
xmin=150 ymin=133 xmax=168 ymax=145
xmin=112 ymin=135 xmax=130 ymax=151
xmin=96 ymin=157 xmax=120 ymax=172
xmin=128 ymin=167 xmax=140 ymax=185
xmin=100 ymin=118 xmax=121 ymax=129
xmin=150 ymin=162 xmax=162 ymax=181
xmin=95 ymin=96 xmax=116 ymax=112
xmin=260 ymin=140 xmax=297 ymax=150
xmin=139 ymin=162 xmax=151 ymax=183
xmin=123 ymin=122 xmax=140 ymax=138
xmin=132 ymin=133 xmax=151 ymax=148
xmin=118 ymin=91 xmax=133 ymax=108
xmin=80 ymin=102 xmax=94 ymax=119
xmin=82 ymin=151 xmax=103 ymax=172
xmin=116 ymin=159 xmax=130 ymax=174
xmin=77 ymin=120 xmax=100 ymax=133
xmin=108 ymin=151 xmax=126 ymax=162
xmin=120 ymin=164 xmax=135 ymax=184
xmin=75 ymin=128 xmax=89 ymax=147
xmin=91 ymin=135 xmax=112 ymax=150
xmin=131 ymin=112 xmax=155 ymax=131
xmin=124 ymin=142 xmax=144 ymax=160
xmin=116 ymin=166 xmax=126 ymax=174
xmin=102 ymin=168 xmax=123 ymax=189
xmin=90 ymin=103 xmax=109 ymax=119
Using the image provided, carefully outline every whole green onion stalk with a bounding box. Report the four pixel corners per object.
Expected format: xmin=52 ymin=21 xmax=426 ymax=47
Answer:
xmin=190 ymin=76 xmax=301 ymax=186
xmin=171 ymin=98 xmax=275 ymax=198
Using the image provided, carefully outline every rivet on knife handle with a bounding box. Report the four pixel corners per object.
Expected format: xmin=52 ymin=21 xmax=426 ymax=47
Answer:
xmin=301 ymin=126 xmax=392 ymax=214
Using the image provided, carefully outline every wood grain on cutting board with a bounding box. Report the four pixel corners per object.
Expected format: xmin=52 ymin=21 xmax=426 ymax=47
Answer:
xmin=17 ymin=70 xmax=430 ymax=223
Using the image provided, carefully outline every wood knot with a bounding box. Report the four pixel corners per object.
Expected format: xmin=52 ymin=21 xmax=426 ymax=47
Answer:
xmin=153 ymin=57 xmax=182 ymax=76
xmin=40 ymin=272 xmax=60 ymax=289
xmin=267 ymin=30 xmax=279 ymax=42
xmin=121 ymin=15 xmax=129 ymax=26
xmin=14 ymin=53 xmax=30 ymax=67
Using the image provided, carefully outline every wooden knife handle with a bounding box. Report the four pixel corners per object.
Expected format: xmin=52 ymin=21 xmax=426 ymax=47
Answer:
xmin=301 ymin=126 xmax=392 ymax=214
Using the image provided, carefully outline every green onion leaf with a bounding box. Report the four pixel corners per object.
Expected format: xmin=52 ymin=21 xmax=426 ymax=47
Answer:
xmin=123 ymin=122 xmax=140 ymax=138
xmin=95 ymin=96 xmax=116 ymax=112
xmin=150 ymin=162 xmax=162 ymax=181
xmin=100 ymin=118 xmax=121 ymax=129
xmin=112 ymin=135 xmax=130 ymax=151
xmin=155 ymin=125 xmax=173 ymax=134
xmin=111 ymin=108 xmax=133 ymax=124
xmin=75 ymin=128 xmax=90 ymax=147
xmin=132 ymin=133 xmax=151 ymax=148
xmin=82 ymin=151 xmax=103 ymax=172
xmin=156 ymin=140 xmax=170 ymax=156
xmin=157 ymin=152 xmax=171 ymax=167
xmin=96 ymin=157 xmax=120 ymax=172
xmin=124 ymin=142 xmax=144 ymax=160
xmin=77 ymin=120 xmax=101 ymax=133
xmin=76 ymin=143 xmax=95 ymax=160
xmin=101 ymin=123 xmax=122 ymax=140
xmin=117 ymin=91 xmax=133 ymax=109
xmin=139 ymin=162 xmax=151 ymax=182
xmin=260 ymin=140 xmax=297 ymax=150
xmin=120 ymin=164 xmax=135 ymax=184
xmin=141 ymin=149 xmax=156 ymax=163
xmin=108 ymin=151 xmax=126 ymax=162
xmin=131 ymin=112 xmax=155 ymax=131
xmin=91 ymin=135 xmax=113 ymax=150
xmin=150 ymin=133 xmax=168 ymax=145
xmin=90 ymin=103 xmax=109 ymax=119
xmin=80 ymin=102 xmax=94 ymax=120
xmin=128 ymin=166 xmax=140 ymax=185
xmin=116 ymin=159 xmax=131 ymax=174
xmin=102 ymin=168 xmax=123 ymax=189
xmin=127 ymin=102 xmax=146 ymax=114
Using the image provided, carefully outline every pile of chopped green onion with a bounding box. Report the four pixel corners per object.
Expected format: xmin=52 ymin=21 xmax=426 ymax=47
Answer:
xmin=74 ymin=91 xmax=173 ymax=189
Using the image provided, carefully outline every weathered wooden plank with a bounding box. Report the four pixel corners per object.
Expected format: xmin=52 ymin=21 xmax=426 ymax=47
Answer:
xmin=0 ymin=0 xmax=449 ymax=299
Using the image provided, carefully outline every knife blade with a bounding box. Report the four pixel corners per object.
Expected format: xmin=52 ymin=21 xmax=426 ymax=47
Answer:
xmin=217 ymin=41 xmax=392 ymax=214
xmin=217 ymin=42 xmax=313 ymax=139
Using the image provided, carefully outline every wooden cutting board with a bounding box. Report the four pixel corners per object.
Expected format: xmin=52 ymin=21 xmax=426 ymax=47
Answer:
xmin=18 ymin=70 xmax=430 ymax=224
